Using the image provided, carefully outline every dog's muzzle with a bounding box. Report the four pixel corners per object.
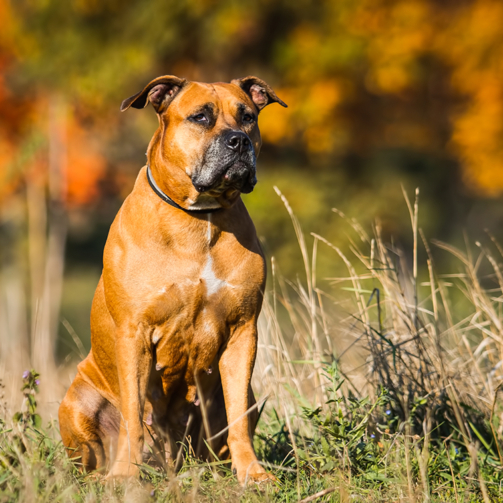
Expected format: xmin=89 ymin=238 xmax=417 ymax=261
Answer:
xmin=192 ymin=130 xmax=257 ymax=195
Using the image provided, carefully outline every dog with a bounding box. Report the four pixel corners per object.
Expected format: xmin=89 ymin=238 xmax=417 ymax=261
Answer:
xmin=58 ymin=75 xmax=287 ymax=485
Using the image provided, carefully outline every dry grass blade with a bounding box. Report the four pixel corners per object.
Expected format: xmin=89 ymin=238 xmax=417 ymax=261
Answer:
xmin=298 ymin=487 xmax=337 ymax=502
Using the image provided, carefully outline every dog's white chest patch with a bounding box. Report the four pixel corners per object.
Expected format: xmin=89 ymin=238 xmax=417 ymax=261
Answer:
xmin=201 ymin=255 xmax=228 ymax=296
xmin=202 ymin=215 xmax=231 ymax=296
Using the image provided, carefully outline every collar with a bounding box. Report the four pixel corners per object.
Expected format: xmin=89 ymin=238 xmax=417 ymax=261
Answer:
xmin=146 ymin=164 xmax=223 ymax=214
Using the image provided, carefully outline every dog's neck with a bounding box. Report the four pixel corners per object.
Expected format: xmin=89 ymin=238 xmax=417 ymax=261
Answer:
xmin=147 ymin=166 xmax=242 ymax=213
xmin=146 ymin=164 xmax=222 ymax=213
xmin=148 ymin=161 xmax=243 ymax=211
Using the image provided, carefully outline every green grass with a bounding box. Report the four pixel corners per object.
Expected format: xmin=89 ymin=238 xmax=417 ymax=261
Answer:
xmin=1 ymin=366 xmax=502 ymax=501
xmin=2 ymin=188 xmax=503 ymax=501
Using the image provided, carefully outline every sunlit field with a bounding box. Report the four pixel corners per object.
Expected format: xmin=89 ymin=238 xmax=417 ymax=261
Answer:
xmin=2 ymin=189 xmax=503 ymax=502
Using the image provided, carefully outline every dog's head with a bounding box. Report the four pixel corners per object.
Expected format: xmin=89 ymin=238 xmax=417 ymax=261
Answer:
xmin=121 ymin=76 xmax=287 ymax=209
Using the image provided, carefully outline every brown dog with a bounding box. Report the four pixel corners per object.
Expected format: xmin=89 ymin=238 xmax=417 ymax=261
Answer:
xmin=58 ymin=75 xmax=286 ymax=485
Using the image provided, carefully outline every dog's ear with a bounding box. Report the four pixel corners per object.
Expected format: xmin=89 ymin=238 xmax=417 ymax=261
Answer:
xmin=231 ymin=76 xmax=287 ymax=111
xmin=120 ymin=75 xmax=187 ymax=113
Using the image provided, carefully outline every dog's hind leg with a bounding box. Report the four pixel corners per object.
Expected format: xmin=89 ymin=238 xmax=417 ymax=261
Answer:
xmin=59 ymin=373 xmax=119 ymax=473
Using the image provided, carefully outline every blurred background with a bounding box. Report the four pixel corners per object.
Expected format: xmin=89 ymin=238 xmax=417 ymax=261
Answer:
xmin=2 ymin=0 xmax=503 ymax=405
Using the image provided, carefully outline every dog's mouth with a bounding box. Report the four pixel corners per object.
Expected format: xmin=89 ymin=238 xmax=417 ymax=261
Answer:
xmin=192 ymin=158 xmax=257 ymax=196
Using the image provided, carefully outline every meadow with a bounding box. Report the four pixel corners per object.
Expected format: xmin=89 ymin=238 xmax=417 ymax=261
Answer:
xmin=1 ymin=188 xmax=503 ymax=502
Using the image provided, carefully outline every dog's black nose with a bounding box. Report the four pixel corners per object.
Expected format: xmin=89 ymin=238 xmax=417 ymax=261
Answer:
xmin=225 ymin=131 xmax=251 ymax=154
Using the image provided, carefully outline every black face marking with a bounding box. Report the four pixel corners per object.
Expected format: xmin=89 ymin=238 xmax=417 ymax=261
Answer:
xmin=191 ymin=126 xmax=257 ymax=195
xmin=187 ymin=103 xmax=217 ymax=127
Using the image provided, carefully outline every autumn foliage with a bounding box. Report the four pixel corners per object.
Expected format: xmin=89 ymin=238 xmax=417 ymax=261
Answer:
xmin=2 ymin=0 xmax=503 ymax=204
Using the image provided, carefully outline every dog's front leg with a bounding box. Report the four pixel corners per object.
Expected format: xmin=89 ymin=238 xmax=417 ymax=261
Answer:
xmin=108 ymin=327 xmax=152 ymax=478
xmin=219 ymin=320 xmax=274 ymax=485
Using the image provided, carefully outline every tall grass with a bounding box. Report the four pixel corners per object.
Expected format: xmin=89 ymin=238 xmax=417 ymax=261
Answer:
xmin=254 ymin=186 xmax=503 ymax=500
xmin=1 ymin=186 xmax=503 ymax=501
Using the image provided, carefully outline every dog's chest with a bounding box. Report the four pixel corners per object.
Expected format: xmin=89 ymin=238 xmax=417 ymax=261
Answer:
xmin=149 ymin=252 xmax=254 ymax=348
xmin=147 ymin=250 xmax=260 ymax=410
xmin=147 ymin=214 xmax=261 ymax=321
xmin=146 ymin=216 xmax=263 ymax=391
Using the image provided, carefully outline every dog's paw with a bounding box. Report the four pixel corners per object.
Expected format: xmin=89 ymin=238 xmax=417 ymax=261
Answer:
xmin=248 ymin=470 xmax=277 ymax=486
xmin=235 ymin=462 xmax=277 ymax=487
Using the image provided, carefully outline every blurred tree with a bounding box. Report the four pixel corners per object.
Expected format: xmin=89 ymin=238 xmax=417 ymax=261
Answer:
xmin=2 ymin=0 xmax=503 ymax=354
xmin=3 ymin=0 xmax=503 ymax=200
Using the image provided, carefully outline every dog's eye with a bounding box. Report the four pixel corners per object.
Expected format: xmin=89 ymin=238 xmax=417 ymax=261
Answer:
xmin=243 ymin=114 xmax=255 ymax=124
xmin=192 ymin=113 xmax=207 ymax=122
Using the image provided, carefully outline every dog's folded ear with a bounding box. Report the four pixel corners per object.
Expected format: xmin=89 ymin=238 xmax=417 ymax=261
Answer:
xmin=231 ymin=76 xmax=287 ymax=111
xmin=120 ymin=75 xmax=187 ymax=113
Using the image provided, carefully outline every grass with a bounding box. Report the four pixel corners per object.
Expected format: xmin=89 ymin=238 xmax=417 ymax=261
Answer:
xmin=2 ymin=187 xmax=503 ymax=501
